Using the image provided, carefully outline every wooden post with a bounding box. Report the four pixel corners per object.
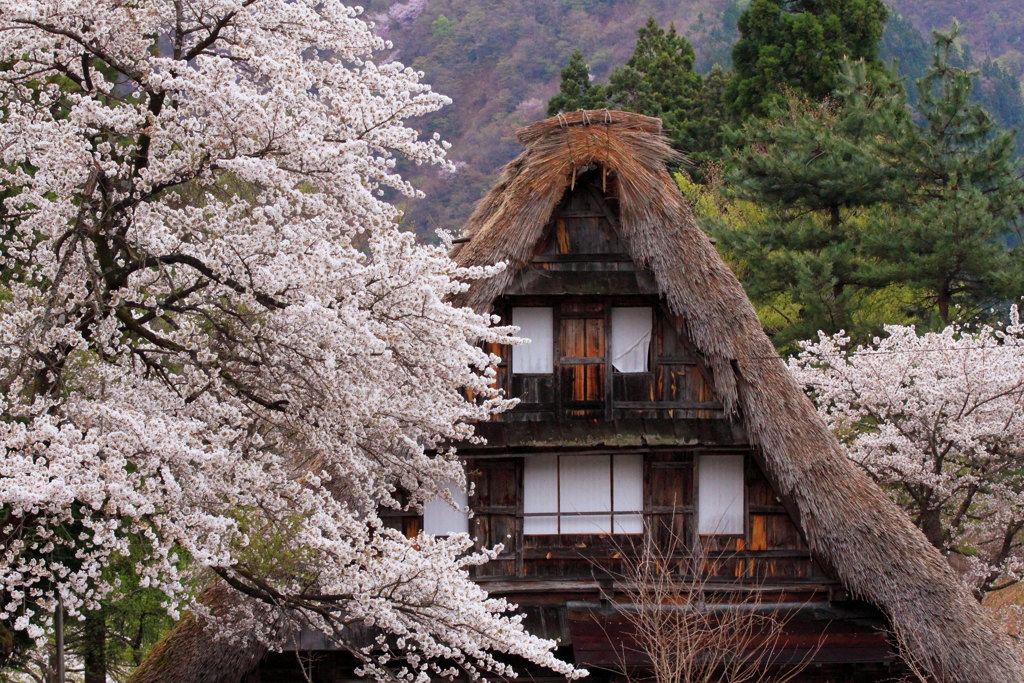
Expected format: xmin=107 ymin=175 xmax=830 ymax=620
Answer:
xmin=55 ymin=595 xmax=65 ymax=683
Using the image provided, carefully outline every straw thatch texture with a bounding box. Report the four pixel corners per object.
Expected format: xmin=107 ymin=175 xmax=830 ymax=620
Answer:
xmin=453 ymin=109 xmax=1023 ymax=683
xmin=129 ymin=583 xmax=268 ymax=683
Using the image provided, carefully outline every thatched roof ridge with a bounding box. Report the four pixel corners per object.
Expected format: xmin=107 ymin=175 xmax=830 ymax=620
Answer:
xmin=453 ymin=109 xmax=1023 ymax=682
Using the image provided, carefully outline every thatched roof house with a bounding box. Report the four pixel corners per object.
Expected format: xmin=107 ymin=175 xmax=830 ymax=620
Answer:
xmin=450 ymin=110 xmax=1022 ymax=682
xmin=132 ymin=110 xmax=1021 ymax=683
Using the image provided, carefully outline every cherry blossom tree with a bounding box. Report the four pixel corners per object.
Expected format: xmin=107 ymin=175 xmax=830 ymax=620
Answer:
xmin=789 ymin=312 xmax=1024 ymax=596
xmin=0 ymin=0 xmax=580 ymax=679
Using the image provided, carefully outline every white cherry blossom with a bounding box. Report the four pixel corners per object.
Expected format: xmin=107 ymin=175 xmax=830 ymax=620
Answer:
xmin=0 ymin=0 xmax=580 ymax=678
xmin=790 ymin=311 xmax=1024 ymax=595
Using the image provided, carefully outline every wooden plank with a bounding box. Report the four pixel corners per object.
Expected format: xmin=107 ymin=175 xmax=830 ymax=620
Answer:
xmin=555 ymin=218 xmax=570 ymax=254
xmin=560 ymin=318 xmax=585 ymax=358
xmin=532 ymin=253 xmax=633 ymax=263
xmin=614 ymin=400 xmax=722 ymax=409
xmin=585 ymin=318 xmax=605 ymax=357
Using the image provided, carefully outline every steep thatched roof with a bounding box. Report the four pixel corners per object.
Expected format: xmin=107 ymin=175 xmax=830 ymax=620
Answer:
xmin=452 ymin=109 xmax=1023 ymax=683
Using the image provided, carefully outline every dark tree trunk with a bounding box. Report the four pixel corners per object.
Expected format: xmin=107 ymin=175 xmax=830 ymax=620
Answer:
xmin=937 ymin=281 xmax=952 ymax=325
xmin=919 ymin=507 xmax=945 ymax=551
xmin=83 ymin=610 xmax=106 ymax=683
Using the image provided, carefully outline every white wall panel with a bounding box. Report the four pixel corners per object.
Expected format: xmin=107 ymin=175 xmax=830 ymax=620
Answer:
xmin=423 ymin=481 xmax=469 ymax=536
xmin=612 ymin=454 xmax=644 ymax=533
xmin=560 ymin=455 xmax=611 ymax=533
xmin=524 ymin=455 xmax=559 ymax=534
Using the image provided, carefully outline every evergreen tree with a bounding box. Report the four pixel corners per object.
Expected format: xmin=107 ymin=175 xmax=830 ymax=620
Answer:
xmin=868 ymin=25 xmax=1024 ymax=324
xmin=718 ymin=26 xmax=1024 ymax=348
xmin=605 ymin=18 xmax=703 ymax=156
xmin=729 ymin=0 xmax=888 ymax=118
xmin=686 ymin=65 xmax=733 ymax=168
xmin=717 ymin=62 xmax=907 ymax=347
xmin=545 ymin=20 xmax=728 ymax=171
xmin=546 ymin=49 xmax=606 ymax=115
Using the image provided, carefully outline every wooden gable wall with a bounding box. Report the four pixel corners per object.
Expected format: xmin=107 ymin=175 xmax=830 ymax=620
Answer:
xmin=488 ymin=169 xmax=724 ymax=423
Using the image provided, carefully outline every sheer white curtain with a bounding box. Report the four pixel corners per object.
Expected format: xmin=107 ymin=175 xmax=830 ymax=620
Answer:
xmin=524 ymin=455 xmax=559 ymax=534
xmin=612 ymin=454 xmax=644 ymax=533
xmin=697 ymin=455 xmax=745 ymax=534
xmin=423 ymin=480 xmax=469 ymax=536
xmin=559 ymin=455 xmax=611 ymax=533
xmin=512 ymin=307 xmax=553 ymax=373
xmin=611 ymin=307 xmax=652 ymax=372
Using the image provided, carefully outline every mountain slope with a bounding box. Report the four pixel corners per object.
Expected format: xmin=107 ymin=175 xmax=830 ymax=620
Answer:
xmin=364 ymin=0 xmax=1022 ymax=236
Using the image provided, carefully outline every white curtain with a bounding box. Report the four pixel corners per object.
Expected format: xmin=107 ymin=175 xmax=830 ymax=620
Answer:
xmin=524 ymin=454 xmax=646 ymax=535
xmin=423 ymin=480 xmax=469 ymax=536
xmin=612 ymin=454 xmax=643 ymax=534
xmin=611 ymin=307 xmax=652 ymax=373
xmin=697 ymin=455 xmax=745 ymax=534
xmin=559 ymin=455 xmax=611 ymax=533
xmin=524 ymin=454 xmax=559 ymax=534
xmin=512 ymin=307 xmax=553 ymax=373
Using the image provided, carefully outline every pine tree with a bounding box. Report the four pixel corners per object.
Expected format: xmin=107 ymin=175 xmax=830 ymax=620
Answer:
xmin=867 ymin=25 xmax=1024 ymax=324
xmin=605 ymin=18 xmax=703 ymax=156
xmin=729 ymin=0 xmax=889 ymax=118
xmin=546 ymin=49 xmax=606 ymax=116
xmin=716 ymin=61 xmax=907 ymax=347
xmin=687 ymin=65 xmax=734 ymax=174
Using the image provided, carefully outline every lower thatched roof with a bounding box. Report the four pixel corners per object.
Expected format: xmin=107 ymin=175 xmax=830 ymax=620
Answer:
xmin=129 ymin=583 xmax=268 ymax=683
xmin=451 ymin=109 xmax=1023 ymax=682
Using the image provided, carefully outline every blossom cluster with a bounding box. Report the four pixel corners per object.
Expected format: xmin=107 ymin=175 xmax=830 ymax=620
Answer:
xmin=790 ymin=311 xmax=1024 ymax=593
xmin=0 ymin=0 xmax=580 ymax=678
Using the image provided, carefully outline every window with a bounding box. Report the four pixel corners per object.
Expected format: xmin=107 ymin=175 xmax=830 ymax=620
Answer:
xmin=423 ymin=481 xmax=469 ymax=536
xmin=697 ymin=455 xmax=745 ymax=535
xmin=560 ymin=313 xmax=605 ymax=403
xmin=610 ymin=307 xmax=652 ymax=373
xmin=523 ymin=454 xmax=643 ymax=534
xmin=512 ymin=307 xmax=553 ymax=373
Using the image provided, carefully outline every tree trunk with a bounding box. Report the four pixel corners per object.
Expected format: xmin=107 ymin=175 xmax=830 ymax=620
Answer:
xmin=937 ymin=282 xmax=951 ymax=325
xmin=918 ymin=507 xmax=946 ymax=551
xmin=83 ymin=610 xmax=106 ymax=683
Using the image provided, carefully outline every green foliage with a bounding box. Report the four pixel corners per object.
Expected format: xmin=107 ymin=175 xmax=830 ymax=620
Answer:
xmin=718 ymin=27 xmax=1024 ymax=348
xmin=546 ymin=49 xmax=606 ymax=115
xmin=865 ymin=25 xmax=1024 ymax=324
xmin=430 ymin=14 xmax=454 ymax=38
xmin=728 ymin=0 xmax=889 ymax=118
xmin=718 ymin=62 xmax=907 ymax=347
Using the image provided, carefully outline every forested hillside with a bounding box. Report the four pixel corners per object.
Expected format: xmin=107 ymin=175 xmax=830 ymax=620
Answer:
xmin=366 ymin=0 xmax=1024 ymax=236
xmin=895 ymin=0 xmax=1024 ymax=74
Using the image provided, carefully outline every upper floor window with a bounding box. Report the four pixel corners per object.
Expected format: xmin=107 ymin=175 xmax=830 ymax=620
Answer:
xmin=697 ymin=454 xmax=745 ymax=535
xmin=423 ymin=480 xmax=469 ymax=536
xmin=523 ymin=454 xmax=643 ymax=535
xmin=610 ymin=307 xmax=652 ymax=373
xmin=511 ymin=307 xmax=553 ymax=374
